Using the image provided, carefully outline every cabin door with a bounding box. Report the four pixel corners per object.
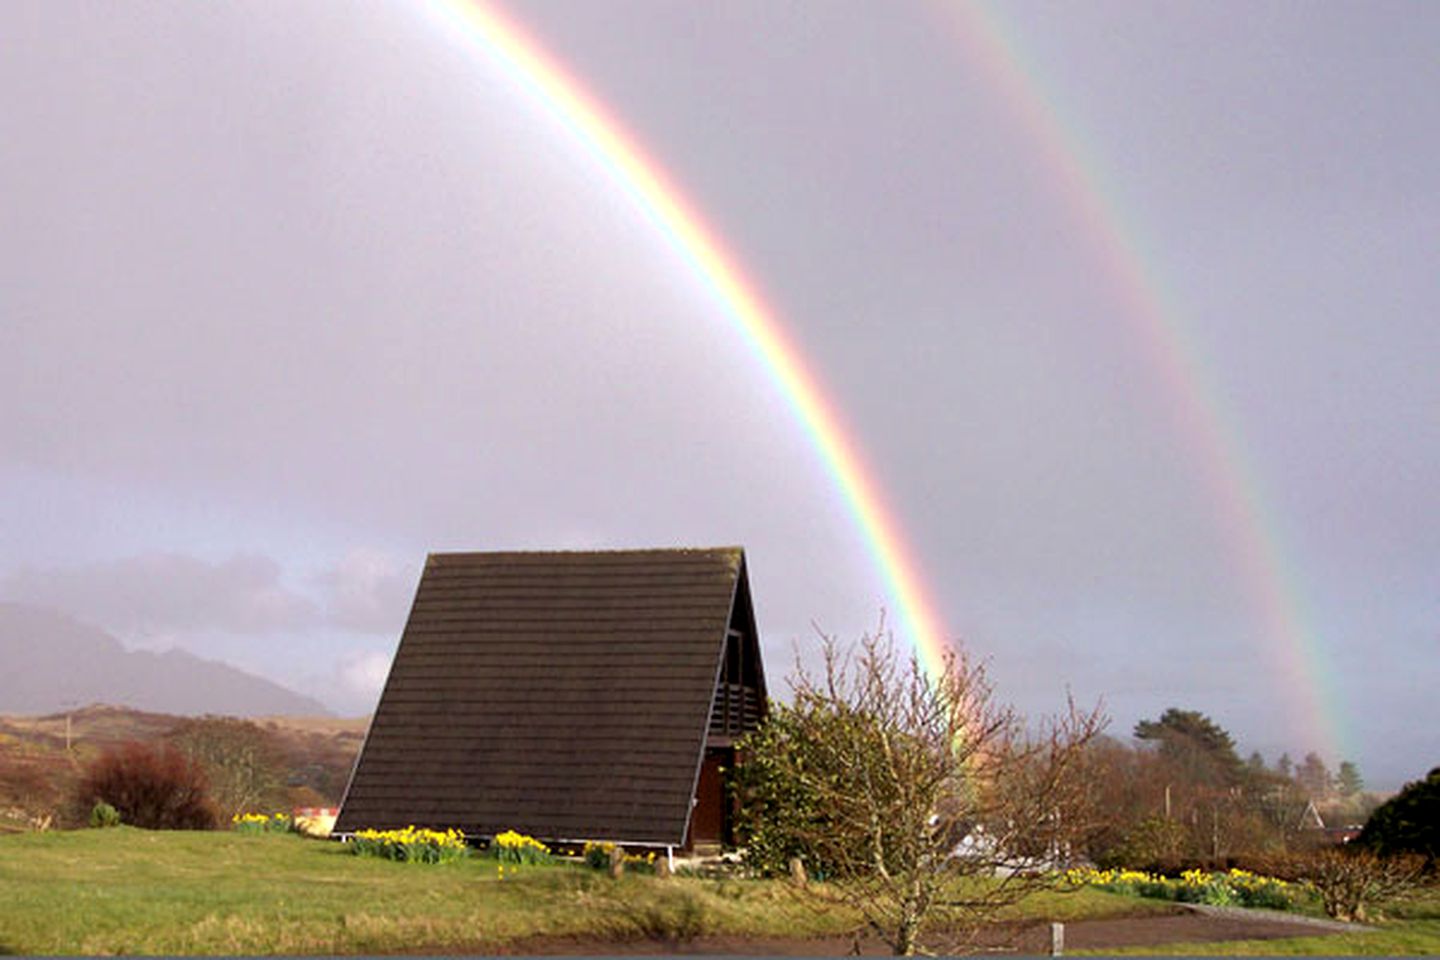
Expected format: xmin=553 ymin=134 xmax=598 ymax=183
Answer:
xmin=690 ymin=748 xmax=728 ymax=849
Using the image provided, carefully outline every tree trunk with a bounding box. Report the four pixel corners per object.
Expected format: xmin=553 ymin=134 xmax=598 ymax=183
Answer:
xmin=895 ymin=916 xmax=919 ymax=957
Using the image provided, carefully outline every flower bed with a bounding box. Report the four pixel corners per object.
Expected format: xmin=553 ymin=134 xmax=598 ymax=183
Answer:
xmin=1064 ymin=866 xmax=1305 ymax=911
xmin=232 ymin=812 xmax=293 ymax=835
xmin=350 ymin=826 xmax=469 ymax=864
xmin=491 ymin=830 xmax=553 ymax=865
xmin=581 ymin=840 xmax=658 ymax=872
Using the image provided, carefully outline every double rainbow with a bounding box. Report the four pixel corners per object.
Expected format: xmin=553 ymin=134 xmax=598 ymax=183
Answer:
xmin=420 ymin=0 xmax=1340 ymax=757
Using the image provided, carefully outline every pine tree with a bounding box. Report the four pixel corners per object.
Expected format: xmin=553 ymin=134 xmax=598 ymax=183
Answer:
xmin=1296 ymin=752 xmax=1332 ymax=798
xmin=1133 ymin=708 xmax=1244 ymax=788
xmin=1337 ymin=760 xmax=1364 ymax=797
xmin=1277 ymin=752 xmax=1293 ymax=779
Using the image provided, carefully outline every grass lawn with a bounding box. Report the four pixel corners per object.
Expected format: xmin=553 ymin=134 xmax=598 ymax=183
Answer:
xmin=0 ymin=827 xmax=799 ymax=953
xmin=0 ymin=827 xmax=1163 ymax=955
xmin=10 ymin=828 xmax=1431 ymax=955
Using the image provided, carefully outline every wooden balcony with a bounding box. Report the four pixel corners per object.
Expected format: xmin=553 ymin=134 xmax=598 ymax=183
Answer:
xmin=708 ymin=681 xmax=762 ymax=739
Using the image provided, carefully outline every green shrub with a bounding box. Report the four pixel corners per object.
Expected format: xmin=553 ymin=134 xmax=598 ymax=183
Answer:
xmin=731 ymin=705 xmax=848 ymax=878
xmin=89 ymin=801 xmax=121 ymax=828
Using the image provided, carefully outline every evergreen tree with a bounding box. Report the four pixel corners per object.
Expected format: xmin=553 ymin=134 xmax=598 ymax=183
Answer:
xmin=1277 ymin=752 xmax=1293 ymax=779
xmin=1133 ymin=708 xmax=1243 ymax=788
xmin=1336 ymin=760 xmax=1364 ymax=798
xmin=1296 ymin=752 xmax=1332 ymax=798
xmin=1357 ymin=767 xmax=1439 ymax=863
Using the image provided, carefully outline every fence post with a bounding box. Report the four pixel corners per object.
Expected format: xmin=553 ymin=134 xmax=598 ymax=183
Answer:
xmin=608 ymin=844 xmax=625 ymax=879
xmin=788 ymin=856 xmax=807 ymax=887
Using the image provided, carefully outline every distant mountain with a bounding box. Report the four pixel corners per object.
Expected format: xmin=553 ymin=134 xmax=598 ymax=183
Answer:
xmin=0 ymin=603 xmax=330 ymax=716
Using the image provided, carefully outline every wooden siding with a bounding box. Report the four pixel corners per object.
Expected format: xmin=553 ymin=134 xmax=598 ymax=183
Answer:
xmin=335 ymin=547 xmax=750 ymax=845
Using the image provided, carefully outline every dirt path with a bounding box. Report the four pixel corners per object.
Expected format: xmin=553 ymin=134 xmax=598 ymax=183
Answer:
xmin=501 ymin=904 xmax=1367 ymax=954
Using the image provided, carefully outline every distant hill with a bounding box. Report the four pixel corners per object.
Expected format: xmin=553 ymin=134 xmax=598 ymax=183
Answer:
xmin=0 ymin=603 xmax=331 ymax=717
xmin=0 ymin=703 xmax=368 ymax=828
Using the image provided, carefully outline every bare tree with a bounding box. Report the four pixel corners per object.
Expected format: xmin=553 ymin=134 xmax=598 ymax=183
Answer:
xmin=738 ymin=630 xmax=1106 ymax=955
xmin=167 ymin=717 xmax=287 ymax=819
xmin=1265 ymin=848 xmax=1426 ymax=922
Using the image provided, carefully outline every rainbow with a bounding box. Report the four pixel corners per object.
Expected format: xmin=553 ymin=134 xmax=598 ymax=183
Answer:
xmin=421 ymin=0 xmax=953 ymax=676
xmin=935 ymin=1 xmax=1344 ymax=757
xmin=417 ymin=0 xmax=1342 ymax=758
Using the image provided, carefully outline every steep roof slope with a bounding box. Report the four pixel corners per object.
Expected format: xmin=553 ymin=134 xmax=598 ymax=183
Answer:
xmin=335 ymin=547 xmax=748 ymax=845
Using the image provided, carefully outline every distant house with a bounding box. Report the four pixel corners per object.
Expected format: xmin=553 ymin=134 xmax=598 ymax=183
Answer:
xmin=1298 ymin=798 xmax=1327 ymax=831
xmin=1296 ymin=799 xmax=1361 ymax=844
xmin=334 ymin=547 xmax=767 ymax=852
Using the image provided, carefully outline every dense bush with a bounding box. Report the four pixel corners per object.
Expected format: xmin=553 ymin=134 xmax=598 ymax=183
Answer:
xmin=731 ymin=704 xmax=846 ymax=879
xmin=1357 ymin=767 xmax=1439 ymax=866
xmin=74 ymin=742 xmax=217 ymax=830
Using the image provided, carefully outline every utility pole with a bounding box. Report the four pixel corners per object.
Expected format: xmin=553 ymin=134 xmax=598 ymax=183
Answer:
xmin=62 ymin=699 xmax=77 ymax=754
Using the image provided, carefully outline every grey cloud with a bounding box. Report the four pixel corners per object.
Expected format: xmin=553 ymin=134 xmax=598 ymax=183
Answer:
xmin=0 ymin=553 xmax=320 ymax=637
xmin=312 ymin=549 xmax=419 ymax=635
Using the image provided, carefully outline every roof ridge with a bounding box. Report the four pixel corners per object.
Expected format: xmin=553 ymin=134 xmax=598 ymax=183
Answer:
xmin=427 ymin=545 xmax=743 ymax=558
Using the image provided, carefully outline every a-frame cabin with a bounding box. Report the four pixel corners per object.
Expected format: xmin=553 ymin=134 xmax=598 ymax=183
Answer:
xmin=335 ymin=547 xmax=767 ymax=851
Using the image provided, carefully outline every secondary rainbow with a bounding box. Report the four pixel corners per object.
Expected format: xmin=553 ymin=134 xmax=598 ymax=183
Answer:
xmin=421 ymin=0 xmax=952 ymax=676
xmin=935 ymin=1 xmax=1344 ymax=757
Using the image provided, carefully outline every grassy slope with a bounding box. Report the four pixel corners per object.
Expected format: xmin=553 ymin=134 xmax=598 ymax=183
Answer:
xmin=0 ymin=828 xmax=1165 ymax=955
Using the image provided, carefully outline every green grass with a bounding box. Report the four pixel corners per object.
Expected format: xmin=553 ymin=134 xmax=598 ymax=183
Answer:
xmin=994 ymin=885 xmax=1179 ymax=923
xmin=1076 ymin=887 xmax=1440 ymax=956
xmin=0 ymin=828 xmax=1162 ymax=955
xmin=8 ymin=829 xmax=1419 ymax=955
xmin=0 ymin=827 xmax=849 ymax=953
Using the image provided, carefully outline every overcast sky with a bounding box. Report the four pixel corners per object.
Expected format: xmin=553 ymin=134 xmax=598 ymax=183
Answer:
xmin=2 ymin=1 xmax=1435 ymax=788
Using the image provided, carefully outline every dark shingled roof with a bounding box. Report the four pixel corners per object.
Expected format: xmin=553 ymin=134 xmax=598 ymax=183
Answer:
xmin=334 ymin=547 xmax=757 ymax=845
